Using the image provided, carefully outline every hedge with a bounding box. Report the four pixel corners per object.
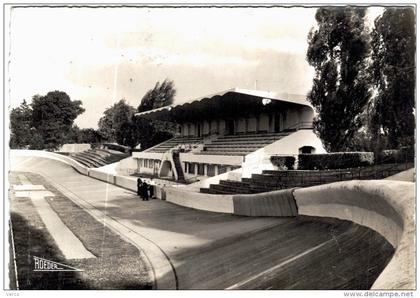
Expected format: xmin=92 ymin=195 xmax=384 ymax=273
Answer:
xmin=270 ymin=155 xmax=296 ymax=170
xmin=376 ymin=150 xmax=400 ymax=164
xmin=298 ymin=152 xmax=374 ymax=170
xmin=376 ymin=147 xmax=414 ymax=164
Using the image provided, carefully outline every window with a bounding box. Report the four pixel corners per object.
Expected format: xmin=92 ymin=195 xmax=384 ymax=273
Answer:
xmin=184 ymin=162 xmax=194 ymax=174
xmin=299 ymin=146 xmax=315 ymax=154
xmin=197 ymin=164 xmax=205 ymax=176
xmin=207 ymin=164 xmax=215 ymax=177
xmin=218 ymin=165 xmax=228 ymax=174
xmin=188 ymin=163 xmax=195 ymax=174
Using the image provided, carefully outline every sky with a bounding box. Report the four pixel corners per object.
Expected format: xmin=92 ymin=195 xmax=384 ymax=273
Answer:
xmin=7 ymin=6 xmax=382 ymax=129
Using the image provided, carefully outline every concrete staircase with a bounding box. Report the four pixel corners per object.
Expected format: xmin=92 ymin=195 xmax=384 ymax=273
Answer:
xmin=70 ymin=149 xmax=129 ymax=168
xmin=200 ymin=163 xmax=412 ymax=195
xmin=146 ymin=136 xmax=205 ymax=153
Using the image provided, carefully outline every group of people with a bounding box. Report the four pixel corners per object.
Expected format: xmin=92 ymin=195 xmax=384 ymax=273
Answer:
xmin=177 ymin=143 xmax=198 ymax=152
xmin=136 ymin=178 xmax=154 ymax=201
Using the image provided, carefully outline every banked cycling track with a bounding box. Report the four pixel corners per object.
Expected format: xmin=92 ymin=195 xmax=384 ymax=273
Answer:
xmin=8 ymin=151 xmax=414 ymax=290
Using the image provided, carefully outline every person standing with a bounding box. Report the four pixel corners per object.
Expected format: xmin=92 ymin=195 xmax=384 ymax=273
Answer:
xmin=142 ymin=180 xmax=149 ymax=201
xmin=137 ymin=178 xmax=143 ymax=200
xmin=148 ymin=180 xmax=155 ymax=200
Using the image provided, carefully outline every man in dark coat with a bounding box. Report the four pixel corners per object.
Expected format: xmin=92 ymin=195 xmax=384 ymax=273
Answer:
xmin=137 ymin=178 xmax=143 ymax=199
xmin=141 ymin=181 xmax=149 ymax=201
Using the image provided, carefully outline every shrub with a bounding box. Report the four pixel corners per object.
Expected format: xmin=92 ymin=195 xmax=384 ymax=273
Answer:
xmin=298 ymin=152 xmax=374 ymax=170
xmin=270 ymin=155 xmax=296 ymax=170
xmin=376 ymin=149 xmax=400 ymax=164
xmin=399 ymin=146 xmax=414 ymax=162
xmin=376 ymin=147 xmax=414 ymax=164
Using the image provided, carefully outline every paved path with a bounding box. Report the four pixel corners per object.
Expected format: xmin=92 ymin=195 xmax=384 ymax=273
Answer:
xmin=10 ymin=155 xmax=394 ymax=290
xmin=13 ymin=174 xmax=95 ymax=260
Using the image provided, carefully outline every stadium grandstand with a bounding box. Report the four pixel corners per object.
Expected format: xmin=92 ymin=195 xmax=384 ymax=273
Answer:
xmin=132 ymin=88 xmax=326 ymax=184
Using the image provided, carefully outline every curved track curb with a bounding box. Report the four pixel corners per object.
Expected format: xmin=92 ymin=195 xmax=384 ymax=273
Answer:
xmin=293 ymin=180 xmax=415 ymax=289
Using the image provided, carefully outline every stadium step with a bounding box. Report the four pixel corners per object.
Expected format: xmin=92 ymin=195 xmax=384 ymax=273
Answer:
xmin=68 ymin=149 xmax=129 ymax=168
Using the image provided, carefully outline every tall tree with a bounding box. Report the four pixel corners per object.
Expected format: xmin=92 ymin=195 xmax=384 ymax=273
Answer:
xmin=9 ymin=100 xmax=32 ymax=149
xmin=97 ymin=99 xmax=136 ymax=146
xmin=369 ymin=7 xmax=415 ymax=149
xmin=138 ymin=79 xmax=176 ymax=112
xmin=307 ymin=7 xmax=371 ymax=152
xmin=31 ymin=91 xmax=85 ymax=150
xmin=135 ymin=79 xmax=177 ymax=150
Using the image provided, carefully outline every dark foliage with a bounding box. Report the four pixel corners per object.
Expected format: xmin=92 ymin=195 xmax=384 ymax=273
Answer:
xmin=137 ymin=79 xmax=176 ymax=112
xmin=298 ymin=152 xmax=374 ymax=170
xmin=10 ymin=92 xmax=85 ymax=150
xmin=97 ymin=99 xmax=136 ymax=146
xmin=369 ymin=7 xmax=415 ymax=150
xmin=307 ymin=7 xmax=371 ymax=152
xmin=9 ymin=100 xmax=32 ymax=149
xmin=376 ymin=146 xmax=414 ymax=164
xmin=135 ymin=79 xmax=177 ymax=150
xmin=270 ymin=156 xmax=296 ymax=170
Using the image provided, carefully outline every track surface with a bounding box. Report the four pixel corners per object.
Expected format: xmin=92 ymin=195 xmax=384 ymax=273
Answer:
xmin=10 ymin=156 xmax=394 ymax=289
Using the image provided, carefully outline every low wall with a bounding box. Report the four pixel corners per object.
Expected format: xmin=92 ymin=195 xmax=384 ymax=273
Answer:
xmin=164 ymin=187 xmax=234 ymax=214
xmin=114 ymin=175 xmax=137 ymax=191
xmin=11 ymin=150 xmax=139 ymax=194
xmin=115 ymin=156 xmax=138 ymax=176
xmin=57 ymin=143 xmax=91 ymax=153
xmin=10 ymin=150 xmax=89 ymax=175
xmin=233 ymin=189 xmax=297 ymax=217
xmin=89 ymin=169 xmax=116 ymax=184
xmin=162 ymin=186 xmax=297 ymax=217
xmin=293 ymin=180 xmax=415 ymax=290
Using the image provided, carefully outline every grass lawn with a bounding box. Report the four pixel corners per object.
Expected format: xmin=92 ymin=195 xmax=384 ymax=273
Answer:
xmin=9 ymin=171 xmax=153 ymax=290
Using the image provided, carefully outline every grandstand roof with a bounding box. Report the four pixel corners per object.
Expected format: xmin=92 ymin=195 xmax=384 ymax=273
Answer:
xmin=135 ymin=88 xmax=312 ymax=122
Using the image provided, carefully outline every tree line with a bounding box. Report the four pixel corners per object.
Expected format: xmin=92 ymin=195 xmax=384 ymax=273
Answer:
xmin=307 ymin=6 xmax=415 ymax=153
xmin=10 ymin=7 xmax=415 ymax=154
xmin=9 ymin=79 xmax=176 ymax=151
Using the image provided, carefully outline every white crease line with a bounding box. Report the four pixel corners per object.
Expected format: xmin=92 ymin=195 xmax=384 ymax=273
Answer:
xmin=225 ymin=238 xmax=335 ymax=289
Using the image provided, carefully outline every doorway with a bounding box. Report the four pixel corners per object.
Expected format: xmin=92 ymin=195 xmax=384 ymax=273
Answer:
xmin=274 ymin=114 xmax=280 ymax=133
xmin=226 ymin=120 xmax=234 ymax=135
xmin=197 ymin=123 xmax=201 ymax=137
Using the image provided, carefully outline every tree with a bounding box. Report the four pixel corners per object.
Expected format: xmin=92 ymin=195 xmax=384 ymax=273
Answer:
xmin=97 ymin=99 xmax=136 ymax=146
xmin=97 ymin=112 xmax=115 ymax=142
xmin=30 ymin=91 xmax=85 ymax=150
xmin=135 ymin=79 xmax=177 ymax=150
xmin=79 ymin=128 xmax=102 ymax=144
xmin=369 ymin=7 xmax=415 ymax=150
xmin=131 ymin=117 xmax=176 ymax=150
xmin=138 ymin=79 xmax=176 ymax=112
xmin=9 ymin=100 xmax=32 ymax=149
xmin=306 ymin=7 xmax=371 ymax=152
xmin=66 ymin=126 xmax=102 ymax=144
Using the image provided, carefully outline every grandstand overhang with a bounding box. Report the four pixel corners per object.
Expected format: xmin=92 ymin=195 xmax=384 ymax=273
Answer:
xmin=135 ymin=88 xmax=313 ymax=123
